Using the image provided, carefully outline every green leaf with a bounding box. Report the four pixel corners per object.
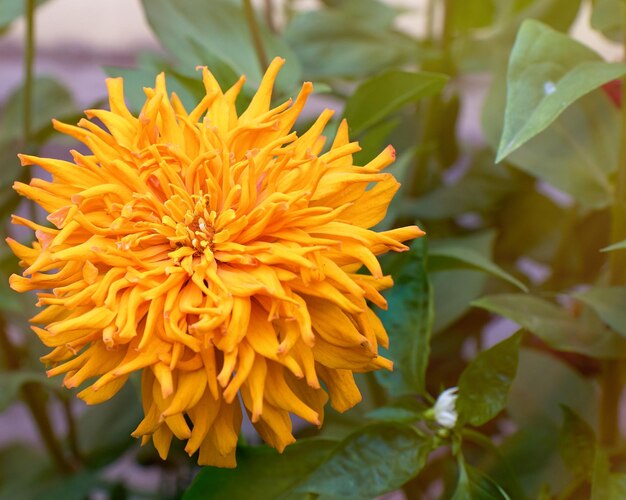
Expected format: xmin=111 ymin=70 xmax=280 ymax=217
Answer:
xmin=559 ymin=406 xmax=596 ymax=477
xmin=429 ymin=235 xmax=528 ymax=292
xmin=0 ymin=370 xmax=57 ymax=411
xmin=184 ymin=439 xmax=336 ymax=500
xmin=457 ymin=332 xmax=522 ymax=427
xmin=483 ymin=57 xmax=619 ymax=210
xmin=284 ymin=1 xmax=415 ymax=80
xmin=497 ymin=20 xmax=626 ymax=162
xmin=376 ymin=237 xmax=433 ymax=396
xmin=0 ymin=76 xmax=76 ymax=147
xmin=343 ymin=70 xmax=448 ymax=135
xmin=575 ymin=286 xmax=626 ymax=338
xmin=298 ymin=423 xmax=433 ymax=499
xmin=77 ymin=381 xmax=143 ymax=468
xmin=141 ymin=0 xmax=301 ymax=92
xmin=452 ymin=455 xmax=511 ymax=500
xmin=404 ymin=151 xmax=531 ymax=220
xmin=430 ymin=232 xmax=496 ymax=333
xmin=472 ymin=294 xmax=626 ymax=358
xmin=365 ymin=397 xmax=427 ymax=423
xmin=508 ymin=349 xmax=597 ymax=428
xmin=487 ymin=418 xmax=568 ymax=498
xmin=591 ymin=0 xmax=624 ymax=41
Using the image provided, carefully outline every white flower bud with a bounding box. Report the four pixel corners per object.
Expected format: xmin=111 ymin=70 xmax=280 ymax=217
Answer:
xmin=433 ymin=387 xmax=458 ymax=429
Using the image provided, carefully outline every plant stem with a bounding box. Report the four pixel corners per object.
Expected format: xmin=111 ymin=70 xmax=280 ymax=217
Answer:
xmin=0 ymin=320 xmax=73 ymax=473
xmin=61 ymin=397 xmax=83 ymax=463
xmin=263 ymin=0 xmax=277 ymax=33
xmin=599 ymin=7 xmax=626 ymax=448
xmin=23 ymin=0 xmax=35 ymax=146
xmin=242 ymin=0 xmax=269 ymax=72
xmin=23 ymin=0 xmax=36 ymax=224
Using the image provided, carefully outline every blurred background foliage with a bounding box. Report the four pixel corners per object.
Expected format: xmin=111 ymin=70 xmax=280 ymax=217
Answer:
xmin=1 ymin=0 xmax=626 ymax=498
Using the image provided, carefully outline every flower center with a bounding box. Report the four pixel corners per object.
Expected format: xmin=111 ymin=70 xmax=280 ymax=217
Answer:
xmin=187 ymin=216 xmax=215 ymax=252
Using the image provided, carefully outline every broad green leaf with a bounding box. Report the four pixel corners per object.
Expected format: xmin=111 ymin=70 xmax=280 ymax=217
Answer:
xmin=495 ymin=188 xmax=566 ymax=263
xmin=343 ymin=70 xmax=448 ymax=135
xmin=298 ymin=424 xmax=433 ymax=499
xmin=0 ymin=272 xmax=25 ymax=316
xmin=508 ymin=349 xmax=597 ymax=428
xmin=284 ymin=1 xmax=414 ymax=80
xmin=472 ymin=294 xmax=626 ymax=358
xmin=591 ymin=0 xmax=624 ymax=41
xmin=489 ymin=420 xmax=568 ymax=497
xmin=184 ymin=439 xmax=336 ymax=500
xmin=404 ymin=151 xmax=531 ymax=220
xmin=0 ymin=76 xmax=76 ymax=147
xmin=559 ymin=407 xmax=596 ymax=477
xmin=457 ymin=332 xmax=522 ymax=427
xmin=0 ymin=370 xmax=57 ymax=411
xmin=453 ymin=456 xmax=511 ymax=500
xmin=365 ymin=397 xmax=427 ymax=423
xmin=141 ymin=0 xmax=301 ymax=92
xmin=376 ymin=238 xmax=433 ymax=396
xmin=430 ymin=232 xmax=495 ymax=333
xmin=497 ymin=20 xmax=626 ymax=162
xmin=77 ymin=381 xmax=143 ymax=468
xmin=483 ymin=59 xmax=619 ymax=210
xmin=429 ymin=236 xmax=528 ymax=292
xmin=575 ymin=286 xmax=626 ymax=338
xmin=431 ymin=269 xmax=487 ymax=333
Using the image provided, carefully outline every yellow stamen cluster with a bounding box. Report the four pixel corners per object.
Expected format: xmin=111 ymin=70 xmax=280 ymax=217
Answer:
xmin=8 ymin=58 xmax=424 ymax=466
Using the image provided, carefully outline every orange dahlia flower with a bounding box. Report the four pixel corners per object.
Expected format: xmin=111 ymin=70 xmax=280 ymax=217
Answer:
xmin=8 ymin=57 xmax=424 ymax=467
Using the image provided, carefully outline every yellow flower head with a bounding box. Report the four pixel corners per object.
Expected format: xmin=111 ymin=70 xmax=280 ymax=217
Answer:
xmin=8 ymin=58 xmax=424 ymax=467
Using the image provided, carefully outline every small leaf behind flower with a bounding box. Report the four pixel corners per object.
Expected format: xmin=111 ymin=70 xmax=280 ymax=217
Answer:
xmin=452 ymin=455 xmax=511 ymax=500
xmin=559 ymin=406 xmax=596 ymax=477
xmin=457 ymin=332 xmax=522 ymax=427
xmin=0 ymin=371 xmax=59 ymax=412
xmin=429 ymin=237 xmax=528 ymax=292
xmin=343 ymin=70 xmax=448 ymax=135
xmin=472 ymin=294 xmax=626 ymax=358
xmin=574 ymin=286 xmax=626 ymax=338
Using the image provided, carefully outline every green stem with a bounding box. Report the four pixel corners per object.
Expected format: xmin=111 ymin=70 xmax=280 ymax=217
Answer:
xmin=23 ymin=0 xmax=36 ymax=223
xmin=23 ymin=0 xmax=35 ymax=146
xmin=242 ymin=0 xmax=269 ymax=72
xmin=599 ymin=7 xmax=626 ymax=448
xmin=263 ymin=0 xmax=277 ymax=33
xmin=61 ymin=397 xmax=83 ymax=463
xmin=424 ymin=0 xmax=436 ymax=43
